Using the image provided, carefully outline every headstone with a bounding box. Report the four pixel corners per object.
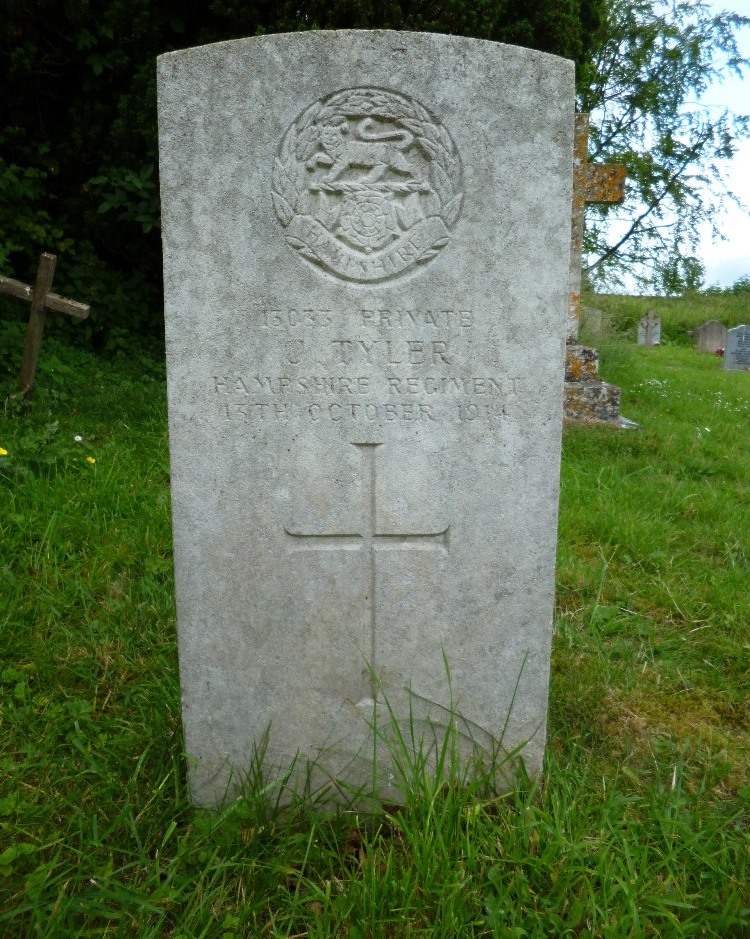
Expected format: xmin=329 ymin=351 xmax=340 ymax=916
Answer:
xmin=158 ymin=31 xmax=574 ymax=807
xmin=724 ymin=325 xmax=750 ymax=371
xmin=638 ymin=310 xmax=661 ymax=347
xmin=693 ymin=319 xmax=727 ymax=354
xmin=579 ymin=305 xmax=607 ymax=339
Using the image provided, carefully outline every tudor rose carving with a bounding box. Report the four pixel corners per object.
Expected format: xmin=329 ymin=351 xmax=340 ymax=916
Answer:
xmin=272 ymin=87 xmax=463 ymax=283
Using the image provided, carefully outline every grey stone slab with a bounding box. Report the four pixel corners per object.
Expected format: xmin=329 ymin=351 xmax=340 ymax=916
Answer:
xmin=693 ymin=319 xmax=727 ymax=354
xmin=724 ymin=324 xmax=750 ymax=371
xmin=157 ymin=31 xmax=574 ymax=807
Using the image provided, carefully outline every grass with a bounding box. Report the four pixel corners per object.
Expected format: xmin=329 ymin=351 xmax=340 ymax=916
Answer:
xmin=580 ymin=287 xmax=750 ymax=346
xmin=1 ymin=299 xmax=749 ymax=936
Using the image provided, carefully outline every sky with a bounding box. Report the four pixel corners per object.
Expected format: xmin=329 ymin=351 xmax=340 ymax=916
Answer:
xmin=697 ymin=0 xmax=750 ymax=287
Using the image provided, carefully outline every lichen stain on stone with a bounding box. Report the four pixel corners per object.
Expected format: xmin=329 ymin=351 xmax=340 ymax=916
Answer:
xmin=565 ymin=345 xmax=599 ymax=383
xmin=564 ymin=381 xmax=621 ymax=424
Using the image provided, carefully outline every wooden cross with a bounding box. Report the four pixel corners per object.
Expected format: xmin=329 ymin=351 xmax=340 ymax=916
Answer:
xmin=568 ymin=113 xmax=626 ymax=342
xmin=284 ymin=442 xmax=449 ymax=687
xmin=0 ymin=253 xmax=90 ymax=397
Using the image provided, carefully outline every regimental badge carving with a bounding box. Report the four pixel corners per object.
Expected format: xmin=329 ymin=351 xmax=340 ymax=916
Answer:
xmin=272 ymin=87 xmax=463 ymax=284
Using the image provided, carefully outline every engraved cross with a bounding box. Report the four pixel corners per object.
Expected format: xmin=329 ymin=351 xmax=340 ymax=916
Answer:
xmin=284 ymin=442 xmax=449 ymax=680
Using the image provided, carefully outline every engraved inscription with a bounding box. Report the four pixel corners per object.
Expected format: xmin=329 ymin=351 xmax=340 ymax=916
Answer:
xmin=272 ymin=88 xmax=463 ymax=283
xmin=214 ymin=301 xmax=519 ymax=424
xmin=284 ymin=442 xmax=449 ymax=680
xmin=359 ymin=309 xmax=473 ymax=329
xmin=214 ymin=374 xmax=522 ymax=398
xmin=214 ymin=375 xmax=520 ymax=425
xmin=727 ymin=326 xmax=750 ymax=368
xmin=330 ymin=339 xmax=451 ymax=366
xmin=261 ymin=308 xmax=474 ymax=329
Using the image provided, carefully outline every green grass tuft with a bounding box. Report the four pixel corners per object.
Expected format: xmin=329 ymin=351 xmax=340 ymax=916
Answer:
xmin=1 ymin=318 xmax=749 ymax=936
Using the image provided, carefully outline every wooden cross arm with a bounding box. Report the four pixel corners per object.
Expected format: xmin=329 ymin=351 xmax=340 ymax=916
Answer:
xmin=0 ymin=275 xmax=34 ymax=302
xmin=42 ymin=292 xmax=90 ymax=319
xmin=0 ymin=274 xmax=90 ymax=319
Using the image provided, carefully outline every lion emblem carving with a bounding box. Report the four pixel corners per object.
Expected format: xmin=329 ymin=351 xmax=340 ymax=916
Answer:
xmin=272 ymin=87 xmax=463 ymax=284
xmin=305 ymin=117 xmax=425 ymax=188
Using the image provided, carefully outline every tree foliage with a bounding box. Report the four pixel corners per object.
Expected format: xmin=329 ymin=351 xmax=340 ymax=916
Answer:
xmin=580 ymin=0 xmax=750 ymax=295
xmin=0 ymin=0 xmax=605 ymax=341
xmin=2 ymin=0 xmax=747 ymax=339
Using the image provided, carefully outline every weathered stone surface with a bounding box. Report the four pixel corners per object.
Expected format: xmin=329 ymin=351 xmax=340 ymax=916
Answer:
xmin=693 ymin=320 xmax=727 ymax=354
xmin=564 ymin=379 xmax=622 ymax=424
xmin=724 ymin=325 xmax=750 ymax=371
xmin=565 ymin=344 xmax=600 ymax=383
xmin=563 ymin=345 xmax=639 ymax=428
xmin=158 ymin=31 xmax=574 ymax=807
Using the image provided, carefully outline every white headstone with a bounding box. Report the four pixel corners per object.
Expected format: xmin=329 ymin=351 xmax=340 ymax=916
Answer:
xmin=638 ymin=310 xmax=661 ymax=346
xmin=724 ymin=325 xmax=750 ymax=371
xmin=158 ymin=31 xmax=574 ymax=807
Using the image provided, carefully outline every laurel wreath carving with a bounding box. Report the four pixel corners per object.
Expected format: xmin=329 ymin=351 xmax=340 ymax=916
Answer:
xmin=272 ymin=88 xmax=463 ymax=263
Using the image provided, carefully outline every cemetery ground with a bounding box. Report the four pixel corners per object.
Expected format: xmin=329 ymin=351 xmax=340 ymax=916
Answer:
xmin=1 ymin=298 xmax=749 ymax=938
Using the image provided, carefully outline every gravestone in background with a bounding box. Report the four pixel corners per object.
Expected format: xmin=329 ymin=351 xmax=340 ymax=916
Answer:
xmin=638 ymin=310 xmax=661 ymax=347
xmin=693 ymin=320 xmax=727 ymax=354
xmin=724 ymin=325 xmax=750 ymax=371
xmin=158 ymin=31 xmax=574 ymax=807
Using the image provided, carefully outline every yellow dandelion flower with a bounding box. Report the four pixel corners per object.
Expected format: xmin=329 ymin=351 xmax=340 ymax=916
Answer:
xmin=86 ymin=456 xmax=96 ymax=464
xmin=0 ymin=448 xmax=7 ymax=456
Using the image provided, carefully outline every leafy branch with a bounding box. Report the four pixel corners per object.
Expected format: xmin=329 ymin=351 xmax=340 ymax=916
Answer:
xmin=579 ymin=0 xmax=750 ymax=293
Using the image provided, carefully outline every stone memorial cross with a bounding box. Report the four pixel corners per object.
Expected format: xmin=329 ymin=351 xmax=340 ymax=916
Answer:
xmin=158 ymin=31 xmax=575 ymax=807
xmin=638 ymin=309 xmax=661 ymax=347
xmin=0 ymin=253 xmax=90 ymax=397
xmin=567 ymin=114 xmax=626 ymax=342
